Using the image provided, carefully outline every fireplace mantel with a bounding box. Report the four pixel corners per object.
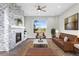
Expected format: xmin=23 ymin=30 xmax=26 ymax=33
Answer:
xmin=9 ymin=25 xmax=25 ymax=50
xmin=11 ymin=25 xmax=25 ymax=29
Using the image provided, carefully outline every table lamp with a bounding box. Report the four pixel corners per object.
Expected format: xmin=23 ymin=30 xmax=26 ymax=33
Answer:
xmin=56 ymin=30 xmax=59 ymax=33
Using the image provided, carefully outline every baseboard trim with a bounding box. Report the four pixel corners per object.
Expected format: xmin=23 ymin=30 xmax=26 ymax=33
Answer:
xmin=27 ymin=38 xmax=52 ymax=39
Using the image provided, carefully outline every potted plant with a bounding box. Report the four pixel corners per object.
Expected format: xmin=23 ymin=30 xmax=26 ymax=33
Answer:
xmin=16 ymin=19 xmax=22 ymax=26
xmin=51 ymin=28 xmax=56 ymax=38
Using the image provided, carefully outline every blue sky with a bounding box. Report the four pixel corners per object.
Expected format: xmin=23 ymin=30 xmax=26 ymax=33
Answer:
xmin=34 ymin=20 xmax=47 ymax=28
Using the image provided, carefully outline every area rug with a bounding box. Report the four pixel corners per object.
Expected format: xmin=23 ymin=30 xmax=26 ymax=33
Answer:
xmin=25 ymin=48 xmax=57 ymax=56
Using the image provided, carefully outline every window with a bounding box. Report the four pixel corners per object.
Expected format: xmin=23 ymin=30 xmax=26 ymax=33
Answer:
xmin=34 ymin=20 xmax=47 ymax=33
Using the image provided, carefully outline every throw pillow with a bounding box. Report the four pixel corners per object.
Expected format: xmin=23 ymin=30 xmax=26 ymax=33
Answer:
xmin=56 ymin=34 xmax=59 ymax=38
xmin=56 ymin=33 xmax=60 ymax=38
xmin=64 ymin=36 xmax=68 ymax=42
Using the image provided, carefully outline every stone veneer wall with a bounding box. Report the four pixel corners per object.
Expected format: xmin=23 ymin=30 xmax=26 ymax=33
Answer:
xmin=8 ymin=3 xmax=24 ymax=50
xmin=0 ymin=10 xmax=4 ymax=51
xmin=0 ymin=4 xmax=9 ymax=51
xmin=0 ymin=3 xmax=24 ymax=51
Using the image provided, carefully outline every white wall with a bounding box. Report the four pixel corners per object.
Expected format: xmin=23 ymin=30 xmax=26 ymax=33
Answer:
xmin=59 ymin=4 xmax=79 ymax=36
xmin=24 ymin=4 xmax=79 ymax=38
xmin=24 ymin=16 xmax=59 ymax=38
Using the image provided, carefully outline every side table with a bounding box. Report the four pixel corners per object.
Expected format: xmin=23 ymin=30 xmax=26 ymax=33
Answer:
xmin=74 ymin=44 xmax=79 ymax=55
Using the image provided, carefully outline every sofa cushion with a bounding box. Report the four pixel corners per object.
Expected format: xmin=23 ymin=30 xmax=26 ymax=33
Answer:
xmin=59 ymin=33 xmax=65 ymax=39
xmin=57 ymin=40 xmax=64 ymax=46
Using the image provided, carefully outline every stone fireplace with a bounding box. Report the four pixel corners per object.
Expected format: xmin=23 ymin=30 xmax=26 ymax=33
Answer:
xmin=0 ymin=3 xmax=25 ymax=51
xmin=9 ymin=26 xmax=25 ymax=50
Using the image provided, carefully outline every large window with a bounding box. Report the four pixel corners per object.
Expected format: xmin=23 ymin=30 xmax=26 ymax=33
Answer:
xmin=34 ymin=20 xmax=47 ymax=33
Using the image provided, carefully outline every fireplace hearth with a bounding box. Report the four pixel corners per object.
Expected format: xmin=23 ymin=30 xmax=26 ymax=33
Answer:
xmin=16 ymin=33 xmax=21 ymax=43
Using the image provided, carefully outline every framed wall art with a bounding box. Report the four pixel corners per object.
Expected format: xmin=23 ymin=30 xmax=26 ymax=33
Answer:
xmin=64 ymin=13 xmax=78 ymax=30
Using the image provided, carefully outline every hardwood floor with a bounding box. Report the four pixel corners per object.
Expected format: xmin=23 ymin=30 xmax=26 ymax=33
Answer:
xmin=0 ymin=38 xmax=75 ymax=56
xmin=26 ymin=48 xmax=54 ymax=56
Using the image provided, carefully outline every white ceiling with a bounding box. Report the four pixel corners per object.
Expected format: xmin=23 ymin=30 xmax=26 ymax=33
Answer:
xmin=17 ymin=3 xmax=75 ymax=16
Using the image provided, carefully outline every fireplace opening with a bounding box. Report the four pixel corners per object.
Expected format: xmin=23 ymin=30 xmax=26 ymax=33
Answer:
xmin=16 ymin=33 xmax=21 ymax=43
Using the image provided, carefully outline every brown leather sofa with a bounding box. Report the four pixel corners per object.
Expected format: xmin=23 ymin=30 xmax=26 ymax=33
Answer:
xmin=53 ymin=33 xmax=78 ymax=52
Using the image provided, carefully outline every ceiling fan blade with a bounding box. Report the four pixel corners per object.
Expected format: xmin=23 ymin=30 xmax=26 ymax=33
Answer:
xmin=41 ymin=9 xmax=46 ymax=12
xmin=37 ymin=5 xmax=41 ymax=10
xmin=41 ymin=6 xmax=46 ymax=9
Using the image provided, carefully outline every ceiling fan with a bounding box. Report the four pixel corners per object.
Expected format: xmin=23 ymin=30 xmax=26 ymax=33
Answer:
xmin=36 ymin=5 xmax=46 ymax=12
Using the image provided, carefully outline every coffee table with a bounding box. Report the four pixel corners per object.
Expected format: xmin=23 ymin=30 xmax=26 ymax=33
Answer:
xmin=33 ymin=39 xmax=48 ymax=48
